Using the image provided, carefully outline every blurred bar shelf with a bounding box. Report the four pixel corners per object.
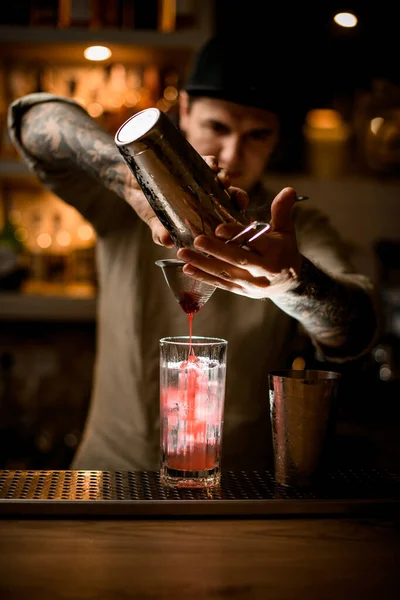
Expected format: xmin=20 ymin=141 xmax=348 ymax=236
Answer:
xmin=0 ymin=159 xmax=37 ymax=186
xmin=0 ymin=284 xmax=97 ymax=322
xmin=0 ymin=4 xmax=214 ymax=80
xmin=0 ymin=25 xmax=211 ymax=50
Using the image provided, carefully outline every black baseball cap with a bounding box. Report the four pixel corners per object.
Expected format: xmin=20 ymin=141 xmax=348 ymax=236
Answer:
xmin=184 ymin=36 xmax=293 ymax=116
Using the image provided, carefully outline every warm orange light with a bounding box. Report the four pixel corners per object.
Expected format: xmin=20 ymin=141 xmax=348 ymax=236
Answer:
xmin=292 ymin=356 xmax=306 ymax=370
xmin=78 ymin=224 xmax=94 ymax=241
xmin=84 ymin=46 xmax=112 ymax=61
xmin=124 ymin=90 xmax=141 ymax=108
xmin=156 ymin=99 xmax=172 ymax=112
xmin=306 ymin=109 xmax=344 ymax=130
xmin=163 ymin=86 xmax=178 ymax=102
xmin=37 ymin=233 xmax=52 ymax=249
xmin=110 ymin=98 xmax=123 ymax=109
xmin=56 ymin=231 xmax=72 ymax=247
xmin=334 ymin=12 xmax=358 ymax=27
xmin=87 ymin=102 xmax=104 ymax=118
xmin=370 ymin=117 xmax=384 ymax=135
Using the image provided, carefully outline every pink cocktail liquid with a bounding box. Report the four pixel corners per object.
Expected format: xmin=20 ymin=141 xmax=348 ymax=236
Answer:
xmin=161 ymin=354 xmax=224 ymax=475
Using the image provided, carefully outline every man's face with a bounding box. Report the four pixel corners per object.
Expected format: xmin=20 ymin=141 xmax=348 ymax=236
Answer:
xmin=179 ymin=94 xmax=279 ymax=192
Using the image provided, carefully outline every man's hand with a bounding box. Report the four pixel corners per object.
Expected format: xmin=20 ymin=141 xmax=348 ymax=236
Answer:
xmin=123 ymin=155 xmax=248 ymax=248
xmin=176 ymin=187 xmax=302 ymax=299
xmin=123 ymin=168 xmax=174 ymax=247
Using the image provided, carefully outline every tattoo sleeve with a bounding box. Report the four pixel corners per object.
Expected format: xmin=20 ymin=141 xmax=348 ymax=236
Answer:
xmin=20 ymin=101 xmax=130 ymax=198
xmin=271 ymin=257 xmax=378 ymax=360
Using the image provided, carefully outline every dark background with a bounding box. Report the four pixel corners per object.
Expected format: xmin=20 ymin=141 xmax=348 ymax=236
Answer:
xmin=215 ymin=1 xmax=400 ymax=108
xmin=211 ymin=1 xmax=400 ymax=173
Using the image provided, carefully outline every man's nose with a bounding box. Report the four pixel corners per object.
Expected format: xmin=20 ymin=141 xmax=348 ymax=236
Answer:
xmin=219 ymin=136 xmax=242 ymax=168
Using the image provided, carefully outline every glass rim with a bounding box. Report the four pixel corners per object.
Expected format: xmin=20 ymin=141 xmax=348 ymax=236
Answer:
xmin=268 ymin=369 xmax=341 ymax=380
xmin=160 ymin=336 xmax=227 ymax=347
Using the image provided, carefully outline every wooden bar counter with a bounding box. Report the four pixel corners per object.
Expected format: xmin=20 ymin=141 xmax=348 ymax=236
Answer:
xmin=1 ymin=430 xmax=399 ymax=600
xmin=0 ymin=516 xmax=399 ymax=599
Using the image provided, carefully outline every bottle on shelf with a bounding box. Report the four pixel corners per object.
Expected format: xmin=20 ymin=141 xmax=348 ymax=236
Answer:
xmin=70 ymin=222 xmax=97 ymax=287
xmin=90 ymin=0 xmax=121 ymax=28
xmin=29 ymin=0 xmax=59 ymax=27
xmin=132 ymin=0 xmax=159 ymax=30
xmin=47 ymin=212 xmax=70 ymax=283
xmin=0 ymin=186 xmax=29 ymax=290
xmin=175 ymin=0 xmax=197 ymax=29
xmin=27 ymin=211 xmax=48 ymax=283
xmin=121 ymin=0 xmax=135 ymax=29
xmin=58 ymin=0 xmax=91 ymax=28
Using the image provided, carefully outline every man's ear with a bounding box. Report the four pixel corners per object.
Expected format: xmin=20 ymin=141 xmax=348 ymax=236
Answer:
xmin=179 ymin=90 xmax=190 ymax=134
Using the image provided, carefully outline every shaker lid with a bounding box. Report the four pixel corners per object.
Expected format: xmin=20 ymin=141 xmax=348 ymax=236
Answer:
xmin=115 ymin=108 xmax=160 ymax=144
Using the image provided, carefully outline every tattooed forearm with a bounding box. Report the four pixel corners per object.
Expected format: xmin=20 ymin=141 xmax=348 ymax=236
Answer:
xmin=21 ymin=102 xmax=130 ymax=198
xmin=272 ymin=257 xmax=377 ymax=359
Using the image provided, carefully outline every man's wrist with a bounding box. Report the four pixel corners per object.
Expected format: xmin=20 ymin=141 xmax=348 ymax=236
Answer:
xmin=289 ymin=256 xmax=322 ymax=298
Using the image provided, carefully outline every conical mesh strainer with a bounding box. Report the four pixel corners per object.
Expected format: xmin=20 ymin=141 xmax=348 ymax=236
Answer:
xmin=156 ymin=259 xmax=216 ymax=314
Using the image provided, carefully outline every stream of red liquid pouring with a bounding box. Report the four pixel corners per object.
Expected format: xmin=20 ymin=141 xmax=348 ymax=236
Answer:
xmin=178 ymin=292 xmax=201 ymax=355
xmin=171 ymin=291 xmax=214 ymax=470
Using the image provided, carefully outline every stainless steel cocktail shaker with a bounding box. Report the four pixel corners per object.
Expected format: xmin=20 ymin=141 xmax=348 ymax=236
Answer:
xmin=114 ymin=108 xmax=249 ymax=249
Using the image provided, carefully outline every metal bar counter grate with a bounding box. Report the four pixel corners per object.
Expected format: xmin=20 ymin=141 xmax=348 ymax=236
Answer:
xmin=0 ymin=469 xmax=399 ymax=517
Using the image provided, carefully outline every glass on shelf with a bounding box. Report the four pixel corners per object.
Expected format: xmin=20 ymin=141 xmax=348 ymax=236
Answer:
xmin=353 ymin=79 xmax=400 ymax=177
xmin=302 ymin=108 xmax=351 ymax=179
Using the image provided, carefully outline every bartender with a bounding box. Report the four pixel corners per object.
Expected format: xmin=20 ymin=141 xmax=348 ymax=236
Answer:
xmin=8 ymin=36 xmax=378 ymax=471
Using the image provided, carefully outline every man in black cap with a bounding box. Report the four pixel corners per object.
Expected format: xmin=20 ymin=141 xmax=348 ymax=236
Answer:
xmin=8 ymin=36 xmax=377 ymax=471
xmin=181 ymin=37 xmax=282 ymax=195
